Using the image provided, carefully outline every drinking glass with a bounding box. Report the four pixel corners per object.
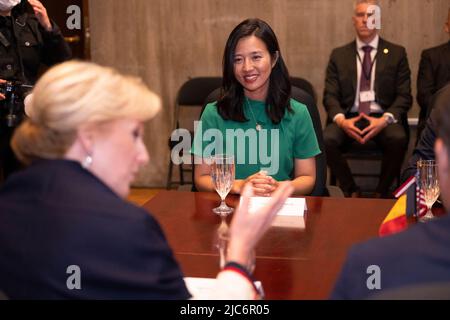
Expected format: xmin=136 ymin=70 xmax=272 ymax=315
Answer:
xmin=210 ymin=154 xmax=235 ymax=216
xmin=418 ymin=160 xmax=440 ymax=222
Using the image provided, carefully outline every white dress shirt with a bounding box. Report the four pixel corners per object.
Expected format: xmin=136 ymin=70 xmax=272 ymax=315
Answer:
xmin=334 ymin=34 xmax=395 ymax=123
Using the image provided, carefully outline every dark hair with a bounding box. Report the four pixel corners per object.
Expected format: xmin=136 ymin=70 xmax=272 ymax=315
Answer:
xmin=217 ymin=18 xmax=291 ymax=124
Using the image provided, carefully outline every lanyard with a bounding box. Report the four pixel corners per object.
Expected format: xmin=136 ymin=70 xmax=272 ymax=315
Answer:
xmin=356 ymin=49 xmax=378 ymax=81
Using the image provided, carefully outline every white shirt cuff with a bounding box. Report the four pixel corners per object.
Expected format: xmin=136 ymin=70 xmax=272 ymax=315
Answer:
xmin=333 ymin=113 xmax=345 ymax=123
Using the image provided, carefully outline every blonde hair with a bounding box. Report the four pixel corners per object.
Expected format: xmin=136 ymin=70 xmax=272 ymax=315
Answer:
xmin=12 ymin=61 xmax=161 ymax=165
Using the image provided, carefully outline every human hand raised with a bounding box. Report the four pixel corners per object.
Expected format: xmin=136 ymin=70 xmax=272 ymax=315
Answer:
xmin=28 ymin=0 xmax=52 ymax=31
xmin=226 ymin=182 xmax=293 ymax=267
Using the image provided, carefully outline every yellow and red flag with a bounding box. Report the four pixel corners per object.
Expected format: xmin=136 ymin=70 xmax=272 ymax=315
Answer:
xmin=378 ymin=175 xmax=426 ymax=236
xmin=378 ymin=194 xmax=408 ymax=236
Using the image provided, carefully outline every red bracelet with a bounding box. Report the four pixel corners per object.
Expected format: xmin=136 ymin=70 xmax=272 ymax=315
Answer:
xmin=223 ymin=261 xmax=259 ymax=293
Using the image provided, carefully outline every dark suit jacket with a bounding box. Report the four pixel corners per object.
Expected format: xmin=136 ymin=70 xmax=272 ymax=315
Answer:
xmin=401 ymin=108 xmax=436 ymax=181
xmin=323 ymin=38 xmax=412 ymax=122
xmin=417 ymin=41 xmax=450 ymax=124
xmin=331 ymin=213 xmax=450 ymax=299
xmin=0 ymin=159 xmax=190 ymax=299
xmin=401 ymin=83 xmax=450 ymax=182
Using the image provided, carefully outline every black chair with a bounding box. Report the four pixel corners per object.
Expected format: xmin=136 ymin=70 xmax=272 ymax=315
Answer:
xmin=290 ymin=77 xmax=317 ymax=106
xmin=291 ymin=86 xmax=327 ymax=196
xmin=329 ymin=114 xmax=409 ymax=192
xmin=195 ymin=85 xmax=327 ymax=196
xmin=329 ymin=140 xmax=383 ymax=186
xmin=166 ymin=77 xmax=222 ymax=189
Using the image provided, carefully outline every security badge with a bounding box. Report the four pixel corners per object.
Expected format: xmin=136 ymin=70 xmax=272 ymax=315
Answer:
xmin=360 ymin=90 xmax=375 ymax=103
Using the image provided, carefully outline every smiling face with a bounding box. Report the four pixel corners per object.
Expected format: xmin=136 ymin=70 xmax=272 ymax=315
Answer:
xmin=233 ymin=35 xmax=277 ymax=101
xmin=89 ymin=118 xmax=149 ymax=198
xmin=352 ymin=2 xmax=379 ymax=43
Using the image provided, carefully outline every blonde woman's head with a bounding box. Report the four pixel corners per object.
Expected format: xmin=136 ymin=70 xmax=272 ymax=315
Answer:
xmin=13 ymin=60 xmax=160 ymax=163
xmin=12 ymin=61 xmax=161 ymax=197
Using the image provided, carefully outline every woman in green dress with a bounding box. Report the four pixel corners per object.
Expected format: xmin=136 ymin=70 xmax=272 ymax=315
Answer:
xmin=192 ymin=18 xmax=320 ymax=196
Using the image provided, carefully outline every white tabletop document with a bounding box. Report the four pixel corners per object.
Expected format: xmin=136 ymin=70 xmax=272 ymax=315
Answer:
xmin=247 ymin=197 xmax=307 ymax=229
xmin=184 ymin=277 xmax=264 ymax=299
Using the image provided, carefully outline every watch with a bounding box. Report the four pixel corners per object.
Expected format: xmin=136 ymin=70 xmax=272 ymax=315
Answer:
xmin=383 ymin=114 xmax=395 ymax=125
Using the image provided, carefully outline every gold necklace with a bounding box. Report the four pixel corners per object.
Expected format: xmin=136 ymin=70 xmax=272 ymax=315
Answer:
xmin=245 ymin=97 xmax=262 ymax=131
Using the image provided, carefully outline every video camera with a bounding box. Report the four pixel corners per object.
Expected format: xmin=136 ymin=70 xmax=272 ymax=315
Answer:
xmin=0 ymin=80 xmax=33 ymax=127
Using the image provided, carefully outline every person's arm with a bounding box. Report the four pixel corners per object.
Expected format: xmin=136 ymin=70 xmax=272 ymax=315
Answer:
xmin=194 ymin=157 xmax=271 ymax=195
xmin=208 ymin=182 xmax=293 ymax=299
xmin=290 ymin=157 xmax=316 ymax=196
xmin=29 ymin=0 xmax=72 ymax=64
xmin=258 ymin=157 xmax=316 ymax=196
xmin=383 ymin=47 xmax=412 ymax=120
xmin=401 ymin=109 xmax=437 ymax=182
xmin=323 ymin=49 xmax=346 ymax=120
xmin=360 ymin=48 xmax=412 ymax=143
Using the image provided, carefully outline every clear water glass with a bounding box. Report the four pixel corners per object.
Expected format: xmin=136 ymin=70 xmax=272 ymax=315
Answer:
xmin=210 ymin=154 xmax=235 ymax=216
xmin=418 ymin=160 xmax=440 ymax=222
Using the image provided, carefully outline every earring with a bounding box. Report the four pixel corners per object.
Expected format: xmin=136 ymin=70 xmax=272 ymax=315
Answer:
xmin=82 ymin=155 xmax=93 ymax=169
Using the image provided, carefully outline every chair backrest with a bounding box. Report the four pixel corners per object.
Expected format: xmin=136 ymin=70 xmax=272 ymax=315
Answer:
xmin=173 ymin=77 xmax=222 ymax=130
xmin=290 ymin=77 xmax=317 ymax=106
xmin=197 ymin=86 xmax=327 ymax=196
xmin=290 ymin=86 xmax=327 ymax=196
xmin=167 ymin=77 xmax=222 ymax=189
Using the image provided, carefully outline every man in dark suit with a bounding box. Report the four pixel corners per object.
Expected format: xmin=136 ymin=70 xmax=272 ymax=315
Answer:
xmin=323 ymin=0 xmax=412 ymax=198
xmin=401 ymin=84 xmax=450 ymax=182
xmin=416 ymin=8 xmax=450 ymax=140
xmin=331 ymin=83 xmax=450 ymax=300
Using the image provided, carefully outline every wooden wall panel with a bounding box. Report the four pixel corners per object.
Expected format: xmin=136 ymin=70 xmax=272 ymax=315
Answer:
xmin=89 ymin=0 xmax=449 ymax=187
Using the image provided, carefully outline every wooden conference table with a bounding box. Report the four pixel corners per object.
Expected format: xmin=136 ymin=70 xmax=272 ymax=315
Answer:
xmin=142 ymin=191 xmax=396 ymax=300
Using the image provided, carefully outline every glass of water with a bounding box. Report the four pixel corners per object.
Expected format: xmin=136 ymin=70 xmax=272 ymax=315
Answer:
xmin=210 ymin=154 xmax=235 ymax=216
xmin=418 ymin=160 xmax=440 ymax=222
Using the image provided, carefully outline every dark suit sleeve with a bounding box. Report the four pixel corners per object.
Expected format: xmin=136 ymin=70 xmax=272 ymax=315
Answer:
xmin=39 ymin=20 xmax=72 ymax=65
xmin=401 ymin=108 xmax=437 ymax=182
xmin=417 ymin=50 xmax=434 ymax=116
xmin=330 ymin=247 xmax=366 ymax=300
xmin=385 ymin=47 xmax=412 ymax=120
xmin=323 ymin=49 xmax=344 ymax=120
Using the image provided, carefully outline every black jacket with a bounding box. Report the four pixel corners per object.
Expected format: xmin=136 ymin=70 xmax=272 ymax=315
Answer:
xmin=0 ymin=160 xmax=190 ymax=299
xmin=401 ymin=83 xmax=450 ymax=182
xmin=331 ymin=212 xmax=450 ymax=299
xmin=323 ymin=38 xmax=412 ymax=122
xmin=417 ymin=41 xmax=450 ymax=133
xmin=0 ymin=2 xmax=71 ymax=84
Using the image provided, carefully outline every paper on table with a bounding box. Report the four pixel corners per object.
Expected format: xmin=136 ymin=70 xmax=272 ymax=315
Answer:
xmin=184 ymin=277 xmax=263 ymax=299
xmin=247 ymin=197 xmax=307 ymax=229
